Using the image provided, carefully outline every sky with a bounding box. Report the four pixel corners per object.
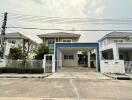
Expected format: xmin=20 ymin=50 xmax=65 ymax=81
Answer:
xmin=0 ymin=0 xmax=132 ymax=43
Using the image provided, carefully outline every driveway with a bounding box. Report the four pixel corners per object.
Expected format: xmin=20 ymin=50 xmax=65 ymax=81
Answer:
xmin=47 ymin=67 xmax=110 ymax=79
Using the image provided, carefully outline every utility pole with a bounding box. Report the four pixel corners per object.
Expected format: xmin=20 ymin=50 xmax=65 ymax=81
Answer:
xmin=0 ymin=12 xmax=8 ymax=58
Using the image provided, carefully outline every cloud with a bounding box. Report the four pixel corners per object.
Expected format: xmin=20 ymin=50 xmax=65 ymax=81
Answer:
xmin=84 ymin=0 xmax=106 ymax=17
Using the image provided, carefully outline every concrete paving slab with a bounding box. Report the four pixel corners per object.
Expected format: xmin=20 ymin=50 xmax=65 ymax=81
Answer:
xmin=0 ymin=78 xmax=76 ymax=98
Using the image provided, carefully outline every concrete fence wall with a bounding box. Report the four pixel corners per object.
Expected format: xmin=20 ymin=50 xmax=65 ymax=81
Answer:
xmin=0 ymin=59 xmax=43 ymax=68
xmin=100 ymin=60 xmax=125 ymax=74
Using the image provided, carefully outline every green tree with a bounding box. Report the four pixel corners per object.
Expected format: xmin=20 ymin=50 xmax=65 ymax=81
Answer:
xmin=34 ymin=44 xmax=49 ymax=60
xmin=8 ymin=47 xmax=22 ymax=60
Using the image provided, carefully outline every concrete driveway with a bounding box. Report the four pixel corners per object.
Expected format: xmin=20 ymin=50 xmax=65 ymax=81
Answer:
xmin=47 ymin=67 xmax=110 ymax=79
xmin=0 ymin=78 xmax=132 ymax=99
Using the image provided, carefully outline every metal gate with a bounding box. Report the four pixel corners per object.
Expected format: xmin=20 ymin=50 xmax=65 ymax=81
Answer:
xmin=124 ymin=61 xmax=132 ymax=73
xmin=43 ymin=54 xmax=55 ymax=73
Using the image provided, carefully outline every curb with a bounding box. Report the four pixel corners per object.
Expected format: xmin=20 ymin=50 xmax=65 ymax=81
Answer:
xmin=103 ymin=74 xmax=132 ymax=80
xmin=0 ymin=73 xmax=52 ymax=78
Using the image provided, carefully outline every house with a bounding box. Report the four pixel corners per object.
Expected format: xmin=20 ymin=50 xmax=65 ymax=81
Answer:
xmin=38 ymin=32 xmax=101 ymax=72
xmin=0 ymin=32 xmax=40 ymax=59
xmin=38 ymin=32 xmax=80 ymax=53
xmin=98 ymin=32 xmax=132 ymax=61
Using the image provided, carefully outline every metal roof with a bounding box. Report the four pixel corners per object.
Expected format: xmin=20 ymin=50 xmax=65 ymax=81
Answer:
xmin=98 ymin=32 xmax=132 ymax=42
xmin=37 ymin=32 xmax=81 ymax=38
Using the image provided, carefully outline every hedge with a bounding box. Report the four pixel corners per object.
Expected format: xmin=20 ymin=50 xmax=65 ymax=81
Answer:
xmin=0 ymin=67 xmax=44 ymax=74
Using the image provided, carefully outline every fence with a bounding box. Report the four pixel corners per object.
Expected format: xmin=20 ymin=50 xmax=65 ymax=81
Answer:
xmin=124 ymin=61 xmax=132 ymax=73
xmin=4 ymin=60 xmax=43 ymax=69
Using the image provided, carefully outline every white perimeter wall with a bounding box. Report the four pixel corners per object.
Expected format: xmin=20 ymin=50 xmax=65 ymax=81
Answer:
xmin=101 ymin=60 xmax=125 ymax=73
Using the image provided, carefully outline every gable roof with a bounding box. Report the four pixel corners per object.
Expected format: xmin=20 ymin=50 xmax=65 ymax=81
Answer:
xmin=2 ymin=32 xmax=42 ymax=44
xmin=38 ymin=32 xmax=81 ymax=38
xmin=4 ymin=32 xmax=22 ymax=38
xmin=98 ymin=32 xmax=132 ymax=42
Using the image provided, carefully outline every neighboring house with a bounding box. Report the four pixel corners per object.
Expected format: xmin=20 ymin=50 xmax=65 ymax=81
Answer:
xmin=98 ymin=32 xmax=132 ymax=61
xmin=0 ymin=32 xmax=39 ymax=59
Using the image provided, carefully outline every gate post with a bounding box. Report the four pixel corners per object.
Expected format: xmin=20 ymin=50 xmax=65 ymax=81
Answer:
xmin=43 ymin=55 xmax=46 ymax=73
xmin=52 ymin=55 xmax=55 ymax=73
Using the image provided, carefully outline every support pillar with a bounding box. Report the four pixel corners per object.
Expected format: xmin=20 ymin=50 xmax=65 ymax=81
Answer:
xmin=87 ymin=51 xmax=91 ymax=67
xmin=113 ymin=44 xmax=119 ymax=60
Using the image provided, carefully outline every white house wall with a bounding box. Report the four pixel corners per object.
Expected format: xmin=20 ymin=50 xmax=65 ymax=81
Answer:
xmin=62 ymin=51 xmax=78 ymax=67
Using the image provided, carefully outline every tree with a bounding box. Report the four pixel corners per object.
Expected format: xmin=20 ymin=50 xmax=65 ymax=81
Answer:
xmin=8 ymin=47 xmax=22 ymax=60
xmin=34 ymin=44 xmax=49 ymax=60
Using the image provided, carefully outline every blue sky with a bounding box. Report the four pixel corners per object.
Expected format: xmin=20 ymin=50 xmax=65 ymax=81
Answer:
xmin=0 ymin=0 xmax=132 ymax=42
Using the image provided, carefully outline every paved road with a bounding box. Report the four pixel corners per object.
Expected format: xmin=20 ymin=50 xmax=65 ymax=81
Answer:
xmin=0 ymin=78 xmax=132 ymax=100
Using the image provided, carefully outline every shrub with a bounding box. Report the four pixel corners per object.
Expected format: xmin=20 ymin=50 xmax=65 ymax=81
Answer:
xmin=34 ymin=44 xmax=49 ymax=60
xmin=0 ymin=67 xmax=44 ymax=74
xmin=8 ymin=47 xmax=22 ymax=60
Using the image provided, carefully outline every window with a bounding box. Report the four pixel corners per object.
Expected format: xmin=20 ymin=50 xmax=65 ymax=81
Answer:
xmin=64 ymin=55 xmax=74 ymax=60
xmin=69 ymin=55 xmax=74 ymax=59
xmin=62 ymin=39 xmax=72 ymax=42
xmin=8 ymin=39 xmax=16 ymax=44
xmin=114 ymin=39 xmax=123 ymax=43
xmin=47 ymin=39 xmax=55 ymax=53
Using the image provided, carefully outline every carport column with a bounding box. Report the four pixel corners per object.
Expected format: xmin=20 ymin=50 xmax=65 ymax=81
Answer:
xmin=87 ymin=51 xmax=91 ymax=67
xmin=113 ymin=43 xmax=119 ymax=60
xmin=59 ymin=51 xmax=62 ymax=71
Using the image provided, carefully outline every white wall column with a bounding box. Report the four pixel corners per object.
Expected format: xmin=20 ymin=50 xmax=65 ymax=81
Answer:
xmin=87 ymin=51 xmax=91 ymax=67
xmin=100 ymin=51 xmax=103 ymax=60
xmin=113 ymin=44 xmax=119 ymax=60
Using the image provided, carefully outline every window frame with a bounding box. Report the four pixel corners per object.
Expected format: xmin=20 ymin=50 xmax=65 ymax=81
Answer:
xmin=113 ymin=39 xmax=124 ymax=43
xmin=62 ymin=39 xmax=72 ymax=43
xmin=64 ymin=54 xmax=74 ymax=60
xmin=7 ymin=39 xmax=16 ymax=44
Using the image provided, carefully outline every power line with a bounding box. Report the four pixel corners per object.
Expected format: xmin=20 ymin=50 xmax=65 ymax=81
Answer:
xmin=7 ymin=17 xmax=132 ymax=25
xmin=5 ymin=26 xmax=132 ymax=31
xmin=8 ymin=12 xmax=132 ymax=20
xmin=7 ymin=18 xmax=132 ymax=25
xmin=5 ymin=12 xmax=132 ymax=25
xmin=8 ymin=13 xmax=132 ymax=21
